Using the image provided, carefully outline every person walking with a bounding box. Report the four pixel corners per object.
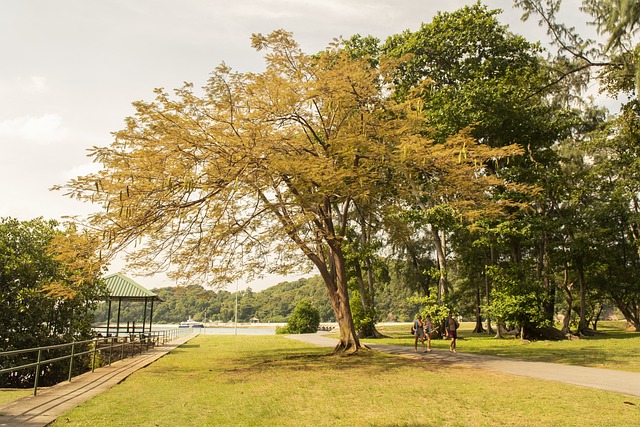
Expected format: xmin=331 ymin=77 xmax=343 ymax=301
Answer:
xmin=423 ymin=316 xmax=434 ymax=352
xmin=446 ymin=313 xmax=459 ymax=353
xmin=413 ymin=314 xmax=427 ymax=352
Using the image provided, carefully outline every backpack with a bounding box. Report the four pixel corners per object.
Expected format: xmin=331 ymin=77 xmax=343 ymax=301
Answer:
xmin=411 ymin=319 xmax=419 ymax=335
xmin=449 ymin=317 xmax=459 ymax=331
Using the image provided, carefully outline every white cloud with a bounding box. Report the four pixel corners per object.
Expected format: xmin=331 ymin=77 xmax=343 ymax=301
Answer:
xmin=0 ymin=76 xmax=49 ymax=97
xmin=0 ymin=114 xmax=69 ymax=145
xmin=62 ymin=161 xmax=101 ymax=180
xmin=19 ymin=75 xmax=48 ymax=93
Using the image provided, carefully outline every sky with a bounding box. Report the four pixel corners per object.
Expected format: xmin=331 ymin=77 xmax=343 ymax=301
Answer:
xmin=0 ymin=0 xmax=599 ymax=291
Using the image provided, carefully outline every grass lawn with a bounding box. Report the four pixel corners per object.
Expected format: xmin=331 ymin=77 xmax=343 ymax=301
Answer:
xmin=369 ymin=320 xmax=640 ymax=372
xmin=49 ymin=334 xmax=640 ymax=427
xmin=0 ymin=389 xmax=31 ymax=405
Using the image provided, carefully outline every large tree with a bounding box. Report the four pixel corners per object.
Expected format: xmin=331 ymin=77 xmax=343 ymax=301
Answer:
xmin=582 ymin=102 xmax=640 ymax=330
xmin=382 ymin=4 xmax=547 ymax=303
xmin=59 ymin=30 xmax=520 ymax=352
xmin=61 ymin=31 xmax=385 ymax=352
xmin=514 ymin=0 xmax=640 ymax=332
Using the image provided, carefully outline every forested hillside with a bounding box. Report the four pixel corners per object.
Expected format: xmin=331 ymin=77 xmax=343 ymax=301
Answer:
xmin=93 ymin=275 xmax=421 ymax=324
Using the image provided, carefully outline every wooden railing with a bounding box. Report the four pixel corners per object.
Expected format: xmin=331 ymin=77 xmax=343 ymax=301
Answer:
xmin=0 ymin=328 xmax=193 ymax=396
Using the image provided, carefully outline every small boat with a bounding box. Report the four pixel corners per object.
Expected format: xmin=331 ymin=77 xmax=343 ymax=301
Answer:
xmin=179 ymin=318 xmax=204 ymax=328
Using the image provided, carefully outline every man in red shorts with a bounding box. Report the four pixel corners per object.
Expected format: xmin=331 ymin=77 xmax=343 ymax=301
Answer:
xmin=446 ymin=313 xmax=459 ymax=353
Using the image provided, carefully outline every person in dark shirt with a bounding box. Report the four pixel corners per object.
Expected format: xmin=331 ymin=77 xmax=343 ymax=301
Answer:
xmin=446 ymin=313 xmax=459 ymax=353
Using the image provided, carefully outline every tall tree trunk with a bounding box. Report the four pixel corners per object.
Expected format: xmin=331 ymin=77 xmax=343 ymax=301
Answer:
xmin=349 ymin=210 xmax=383 ymax=339
xmin=485 ymin=247 xmax=494 ymax=334
xmin=317 ymin=245 xmax=360 ymax=353
xmin=301 ymin=213 xmax=361 ymax=352
xmin=472 ymin=278 xmax=485 ymax=333
xmin=539 ymin=232 xmax=555 ymax=323
xmin=431 ymin=226 xmax=447 ymax=302
xmin=592 ymin=304 xmax=603 ymax=331
xmin=278 ymin=195 xmax=362 ymax=353
xmin=355 ymin=261 xmax=369 ymax=310
xmin=409 ymin=249 xmax=431 ymax=296
xmin=561 ymin=263 xmax=573 ymax=335
xmin=365 ymin=256 xmax=375 ymax=311
xmin=364 ymin=255 xmax=384 ymax=338
xmin=353 ymin=259 xmax=383 ymax=338
xmin=631 ymin=196 xmax=640 ymax=258
xmin=577 ymin=260 xmax=589 ymax=333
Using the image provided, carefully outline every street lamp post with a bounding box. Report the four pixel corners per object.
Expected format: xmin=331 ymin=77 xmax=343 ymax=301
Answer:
xmin=234 ymin=280 xmax=238 ymax=335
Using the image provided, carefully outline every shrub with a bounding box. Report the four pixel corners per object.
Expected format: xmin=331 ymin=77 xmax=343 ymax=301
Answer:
xmin=276 ymin=300 xmax=320 ymax=334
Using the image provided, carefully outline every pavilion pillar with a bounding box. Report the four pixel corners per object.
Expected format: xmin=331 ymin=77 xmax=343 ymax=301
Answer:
xmin=106 ymin=300 xmax=112 ymax=336
xmin=116 ymin=298 xmax=122 ymax=338
xmin=142 ymin=298 xmax=148 ymax=335
xmin=149 ymin=300 xmax=155 ymax=335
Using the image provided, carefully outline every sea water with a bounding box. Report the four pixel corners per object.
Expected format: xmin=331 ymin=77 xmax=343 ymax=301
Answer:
xmin=93 ymin=324 xmax=277 ymax=336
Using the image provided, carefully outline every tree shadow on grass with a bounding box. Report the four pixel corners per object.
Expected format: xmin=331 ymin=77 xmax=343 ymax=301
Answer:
xmin=225 ymin=347 xmax=450 ymax=378
xmin=588 ymin=332 xmax=639 ymax=340
xmin=175 ymin=344 xmax=201 ymax=349
xmin=370 ymin=423 xmax=439 ymax=427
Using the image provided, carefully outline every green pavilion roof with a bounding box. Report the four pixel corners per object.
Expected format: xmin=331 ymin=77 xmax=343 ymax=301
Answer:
xmin=103 ymin=273 xmax=162 ymax=302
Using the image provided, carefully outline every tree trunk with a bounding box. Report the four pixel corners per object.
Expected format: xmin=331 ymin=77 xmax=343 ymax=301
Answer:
xmin=365 ymin=256 xmax=375 ymax=313
xmin=472 ymin=279 xmax=485 ymax=333
xmin=592 ymin=304 xmax=603 ymax=331
xmin=280 ymin=195 xmax=362 ymax=353
xmin=355 ymin=261 xmax=370 ymax=311
xmin=324 ymin=270 xmax=360 ymax=352
xmin=309 ymin=235 xmax=361 ymax=353
xmin=494 ymin=323 xmax=505 ymax=339
xmin=485 ymin=247 xmax=494 ymax=334
xmin=431 ymin=226 xmax=447 ymax=302
xmin=354 ymin=258 xmax=384 ymax=338
xmin=615 ymin=300 xmax=640 ymax=332
xmin=350 ymin=211 xmax=384 ymax=339
xmin=577 ymin=260 xmax=589 ymax=333
xmin=561 ymin=264 xmax=573 ymax=335
xmin=562 ymin=294 xmax=573 ymax=333
xmin=540 ymin=238 xmax=555 ymax=323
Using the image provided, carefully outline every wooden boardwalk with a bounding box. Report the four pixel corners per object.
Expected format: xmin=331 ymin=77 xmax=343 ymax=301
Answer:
xmin=0 ymin=333 xmax=195 ymax=427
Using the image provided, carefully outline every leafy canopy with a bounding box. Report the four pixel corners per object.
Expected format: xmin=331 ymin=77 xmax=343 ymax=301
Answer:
xmin=58 ymin=30 xmax=519 ymax=288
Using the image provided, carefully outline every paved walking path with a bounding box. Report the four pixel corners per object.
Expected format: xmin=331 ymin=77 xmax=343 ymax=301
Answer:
xmin=286 ymin=333 xmax=640 ymax=398
xmin=0 ymin=333 xmax=196 ymax=427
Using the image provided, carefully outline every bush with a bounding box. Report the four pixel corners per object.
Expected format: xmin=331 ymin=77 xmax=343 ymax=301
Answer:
xmin=275 ymin=300 xmax=320 ymax=334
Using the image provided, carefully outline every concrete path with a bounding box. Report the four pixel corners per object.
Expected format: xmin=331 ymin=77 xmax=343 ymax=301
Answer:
xmin=286 ymin=333 xmax=640 ymax=398
xmin=0 ymin=333 xmax=196 ymax=427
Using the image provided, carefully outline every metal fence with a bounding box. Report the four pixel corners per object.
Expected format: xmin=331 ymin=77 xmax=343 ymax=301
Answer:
xmin=0 ymin=328 xmax=193 ymax=396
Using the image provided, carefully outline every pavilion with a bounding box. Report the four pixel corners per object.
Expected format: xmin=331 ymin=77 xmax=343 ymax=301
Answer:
xmin=102 ymin=272 xmax=163 ymax=337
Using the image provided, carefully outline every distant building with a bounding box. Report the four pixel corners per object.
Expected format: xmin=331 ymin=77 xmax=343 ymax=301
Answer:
xmin=250 ymin=316 xmax=260 ymax=324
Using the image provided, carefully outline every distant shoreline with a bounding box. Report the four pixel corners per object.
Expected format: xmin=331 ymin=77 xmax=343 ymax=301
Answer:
xmin=92 ymin=322 xmax=410 ymax=330
xmin=92 ymin=322 xmax=334 ymax=329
